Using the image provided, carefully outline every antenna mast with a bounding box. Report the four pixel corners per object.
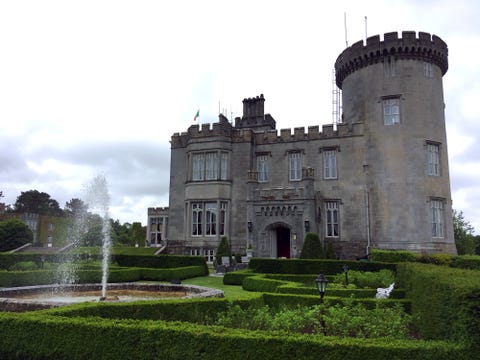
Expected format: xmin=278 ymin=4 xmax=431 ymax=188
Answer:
xmin=344 ymin=12 xmax=348 ymax=47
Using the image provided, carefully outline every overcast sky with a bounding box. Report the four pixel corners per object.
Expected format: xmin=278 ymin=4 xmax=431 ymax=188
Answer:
xmin=1 ymin=0 xmax=479 ymax=234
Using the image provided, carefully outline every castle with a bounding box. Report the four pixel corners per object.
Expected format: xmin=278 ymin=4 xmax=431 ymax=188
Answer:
xmin=148 ymin=31 xmax=456 ymax=260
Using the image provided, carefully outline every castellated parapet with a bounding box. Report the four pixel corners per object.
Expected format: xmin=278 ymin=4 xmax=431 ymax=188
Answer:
xmin=334 ymin=31 xmax=448 ymax=89
xmin=170 ymin=119 xmax=363 ymax=148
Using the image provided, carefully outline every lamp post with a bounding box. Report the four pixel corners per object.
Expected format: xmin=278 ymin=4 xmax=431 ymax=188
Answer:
xmin=315 ymin=273 xmax=328 ymax=336
xmin=343 ymin=264 xmax=349 ymax=287
xmin=315 ymin=273 xmax=328 ymax=303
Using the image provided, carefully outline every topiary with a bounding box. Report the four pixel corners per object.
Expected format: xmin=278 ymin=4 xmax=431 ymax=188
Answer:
xmin=216 ymin=236 xmax=231 ymax=264
xmin=300 ymin=233 xmax=324 ymax=259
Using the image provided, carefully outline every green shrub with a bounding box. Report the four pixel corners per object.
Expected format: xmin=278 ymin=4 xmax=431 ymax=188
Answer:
xmin=9 ymin=261 xmax=39 ymax=271
xmin=396 ymin=263 xmax=480 ymax=351
xmin=417 ymin=253 xmax=453 ymax=266
xmin=248 ymin=258 xmax=396 ymax=274
xmin=242 ymin=275 xmax=288 ymax=293
xmin=300 ymin=232 xmax=324 ymax=259
xmin=331 ymin=269 xmax=395 ymax=288
xmin=0 ymin=218 xmax=33 ymax=252
xmin=370 ymin=249 xmax=418 ymax=262
xmin=0 ymin=311 xmax=467 ymax=360
xmin=450 ymin=255 xmax=480 ymax=270
xmin=223 ymin=270 xmax=255 ymax=285
xmin=216 ymin=236 xmax=231 ymax=264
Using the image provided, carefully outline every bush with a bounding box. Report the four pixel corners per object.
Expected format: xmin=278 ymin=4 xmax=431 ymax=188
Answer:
xmin=450 ymin=255 xmax=480 ymax=270
xmin=300 ymin=233 xmax=324 ymax=259
xmin=370 ymin=249 xmax=418 ymax=263
xmin=396 ymin=263 xmax=480 ymax=351
xmin=331 ymin=269 xmax=395 ymax=288
xmin=9 ymin=261 xmax=39 ymax=271
xmin=223 ymin=270 xmax=255 ymax=285
xmin=417 ymin=253 xmax=453 ymax=266
xmin=216 ymin=236 xmax=231 ymax=264
xmin=248 ymin=258 xmax=396 ymax=274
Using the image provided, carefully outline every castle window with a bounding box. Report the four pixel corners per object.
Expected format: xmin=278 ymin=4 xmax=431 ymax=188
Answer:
xmin=431 ymin=199 xmax=444 ymax=238
xmin=220 ymin=152 xmax=228 ymax=180
xmin=205 ymin=152 xmax=218 ymax=180
xmin=383 ymin=98 xmax=400 ymax=125
xmin=325 ymin=201 xmax=339 ymax=238
xmin=205 ymin=202 xmax=217 ymax=236
xmin=384 ymin=56 xmax=396 ymax=77
xmin=219 ymin=202 xmax=227 ymax=235
xmin=424 ymin=62 xmax=433 ymax=78
xmin=323 ymin=150 xmax=337 ymax=179
xmin=289 ymin=152 xmax=302 ymax=181
xmin=257 ymin=155 xmax=269 ymax=182
xmin=204 ymin=249 xmax=215 ymax=262
xmin=426 ymin=142 xmax=440 ymax=176
xmin=192 ymin=154 xmax=205 ymax=180
xmin=192 ymin=203 xmax=203 ymax=236
xmin=191 ymin=151 xmax=229 ymax=181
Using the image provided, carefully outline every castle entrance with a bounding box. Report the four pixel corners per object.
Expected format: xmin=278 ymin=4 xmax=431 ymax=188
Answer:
xmin=276 ymin=227 xmax=291 ymax=258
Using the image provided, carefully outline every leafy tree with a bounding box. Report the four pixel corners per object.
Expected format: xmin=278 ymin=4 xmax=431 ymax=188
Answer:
xmin=131 ymin=222 xmax=145 ymax=246
xmin=14 ymin=190 xmax=63 ymax=217
xmin=453 ymin=209 xmax=475 ymax=255
xmin=110 ymin=219 xmax=132 ymax=245
xmin=0 ymin=218 xmax=33 ymax=251
xmin=216 ymin=236 xmax=231 ymax=263
xmin=474 ymin=235 xmax=480 ymax=256
xmin=300 ymin=232 xmax=324 ymax=259
xmin=80 ymin=214 xmax=104 ymax=246
xmin=64 ymin=198 xmax=89 ymax=218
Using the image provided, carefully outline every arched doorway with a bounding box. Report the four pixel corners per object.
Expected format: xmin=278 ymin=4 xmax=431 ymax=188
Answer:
xmin=276 ymin=227 xmax=291 ymax=258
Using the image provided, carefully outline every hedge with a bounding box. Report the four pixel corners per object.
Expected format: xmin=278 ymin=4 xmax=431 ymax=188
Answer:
xmin=396 ymin=263 xmax=480 ymax=351
xmin=248 ymin=258 xmax=396 ymax=274
xmin=0 ymin=311 xmax=467 ymax=360
xmin=451 ymin=255 xmax=480 ymax=270
xmin=0 ymin=266 xmax=207 ymax=287
xmin=113 ymin=254 xmax=208 ymax=273
xmin=370 ymin=249 xmax=418 ymax=263
xmin=223 ymin=269 xmax=255 ymax=285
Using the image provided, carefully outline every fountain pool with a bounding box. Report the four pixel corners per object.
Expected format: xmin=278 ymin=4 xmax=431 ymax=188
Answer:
xmin=0 ymin=283 xmax=224 ymax=312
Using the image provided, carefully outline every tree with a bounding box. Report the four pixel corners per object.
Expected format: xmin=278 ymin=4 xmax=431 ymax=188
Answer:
xmin=453 ymin=209 xmax=475 ymax=255
xmin=14 ymin=190 xmax=63 ymax=217
xmin=300 ymin=232 xmax=324 ymax=259
xmin=0 ymin=218 xmax=33 ymax=251
xmin=64 ymin=198 xmax=89 ymax=218
xmin=131 ymin=222 xmax=145 ymax=246
xmin=80 ymin=214 xmax=104 ymax=246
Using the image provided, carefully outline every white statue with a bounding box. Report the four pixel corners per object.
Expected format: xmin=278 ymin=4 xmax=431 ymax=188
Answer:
xmin=375 ymin=283 xmax=395 ymax=299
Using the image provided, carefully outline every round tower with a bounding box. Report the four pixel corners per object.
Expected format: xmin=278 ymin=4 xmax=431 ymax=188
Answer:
xmin=334 ymin=31 xmax=456 ymax=254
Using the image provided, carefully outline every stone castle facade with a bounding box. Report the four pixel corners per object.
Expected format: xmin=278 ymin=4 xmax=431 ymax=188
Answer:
xmin=154 ymin=31 xmax=456 ymax=260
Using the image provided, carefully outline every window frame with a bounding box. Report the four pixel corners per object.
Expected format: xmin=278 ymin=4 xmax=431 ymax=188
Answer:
xmin=382 ymin=97 xmax=401 ymax=125
xmin=323 ymin=149 xmax=338 ymax=180
xmin=431 ymin=199 xmax=445 ymax=238
xmin=325 ymin=200 xmax=340 ymax=238
xmin=257 ymin=154 xmax=269 ymax=182
xmin=289 ymin=152 xmax=302 ymax=181
xmin=426 ymin=142 xmax=441 ymax=176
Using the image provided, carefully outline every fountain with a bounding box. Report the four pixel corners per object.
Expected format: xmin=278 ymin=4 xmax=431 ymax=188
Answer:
xmin=0 ymin=175 xmax=223 ymax=311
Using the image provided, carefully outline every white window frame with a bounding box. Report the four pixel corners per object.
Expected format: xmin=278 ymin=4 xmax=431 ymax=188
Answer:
xmin=289 ymin=152 xmax=302 ymax=181
xmin=431 ymin=199 xmax=444 ymax=238
xmin=220 ymin=152 xmax=228 ymax=180
xmin=192 ymin=154 xmax=205 ymax=181
xmin=192 ymin=203 xmax=203 ymax=236
xmin=205 ymin=152 xmax=218 ymax=180
xmin=204 ymin=249 xmax=215 ymax=262
xmin=383 ymin=98 xmax=400 ymax=125
xmin=205 ymin=202 xmax=217 ymax=236
xmin=257 ymin=155 xmax=269 ymax=182
xmin=219 ymin=202 xmax=227 ymax=235
xmin=323 ymin=150 xmax=337 ymax=179
xmin=325 ymin=201 xmax=339 ymax=238
xmin=427 ymin=143 xmax=440 ymax=176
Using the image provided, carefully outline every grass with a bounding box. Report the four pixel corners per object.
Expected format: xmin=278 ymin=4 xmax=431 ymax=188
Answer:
xmin=183 ymin=275 xmax=255 ymax=299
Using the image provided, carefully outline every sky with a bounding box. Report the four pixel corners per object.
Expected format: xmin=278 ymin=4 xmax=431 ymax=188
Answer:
xmin=1 ymin=0 xmax=479 ymax=234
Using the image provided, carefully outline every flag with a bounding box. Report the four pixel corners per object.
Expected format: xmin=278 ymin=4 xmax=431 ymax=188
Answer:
xmin=194 ymin=109 xmax=200 ymax=121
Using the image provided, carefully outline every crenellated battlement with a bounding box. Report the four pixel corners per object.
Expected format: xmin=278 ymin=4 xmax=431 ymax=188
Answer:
xmin=334 ymin=31 xmax=448 ymax=89
xmin=171 ymin=118 xmax=363 ymax=148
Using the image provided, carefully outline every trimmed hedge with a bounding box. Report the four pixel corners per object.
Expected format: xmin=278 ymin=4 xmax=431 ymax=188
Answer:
xmin=0 ymin=311 xmax=467 ymax=360
xmin=370 ymin=249 xmax=418 ymax=263
xmin=451 ymin=255 xmax=480 ymax=270
xmin=396 ymin=263 xmax=480 ymax=351
xmin=0 ymin=266 xmax=207 ymax=287
xmin=248 ymin=258 xmax=396 ymax=274
xmin=223 ymin=269 xmax=255 ymax=285
xmin=113 ymin=254 xmax=209 ymax=274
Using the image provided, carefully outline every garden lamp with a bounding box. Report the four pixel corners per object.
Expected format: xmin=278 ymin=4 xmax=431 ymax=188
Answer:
xmin=315 ymin=273 xmax=328 ymax=303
